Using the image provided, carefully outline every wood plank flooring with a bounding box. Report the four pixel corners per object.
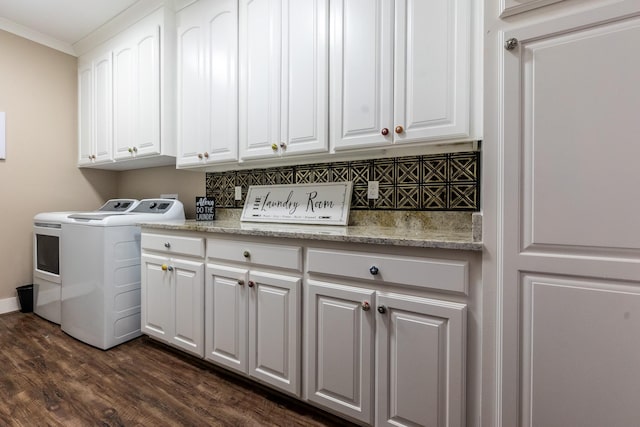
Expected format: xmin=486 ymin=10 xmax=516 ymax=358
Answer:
xmin=0 ymin=312 xmax=353 ymax=426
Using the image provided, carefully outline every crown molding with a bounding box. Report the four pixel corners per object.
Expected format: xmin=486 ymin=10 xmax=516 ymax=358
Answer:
xmin=0 ymin=17 xmax=75 ymax=56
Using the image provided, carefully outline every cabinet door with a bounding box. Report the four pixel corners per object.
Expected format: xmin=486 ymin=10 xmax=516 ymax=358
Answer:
xmin=113 ymin=44 xmax=136 ymax=159
xmin=170 ymin=258 xmax=205 ymax=357
xmin=176 ymin=4 xmax=206 ymax=167
xmin=240 ymin=0 xmax=328 ymax=159
xmin=330 ymin=0 xmax=393 ymax=150
xmin=239 ymin=0 xmax=281 ymax=159
xmin=305 ymin=280 xmax=375 ymax=424
xmin=133 ymin=25 xmax=161 ymax=157
xmin=280 ymin=0 xmax=328 ymax=156
xmin=393 ymin=0 xmax=470 ymax=144
xmin=248 ymin=271 xmax=301 ymax=396
xmin=93 ymin=52 xmax=113 ymax=163
xmin=177 ymin=0 xmax=238 ymax=167
xmin=204 ymin=0 xmax=238 ymax=163
xmin=376 ymin=293 xmax=466 ymax=427
xmin=205 ymin=264 xmax=249 ymax=373
xmin=141 ymin=253 xmax=172 ymax=341
xmin=77 ymin=62 xmax=93 ymax=166
xmin=113 ymin=25 xmax=161 ymax=160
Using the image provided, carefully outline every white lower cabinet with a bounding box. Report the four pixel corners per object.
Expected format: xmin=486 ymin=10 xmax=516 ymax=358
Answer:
xmin=375 ymin=293 xmax=466 ymax=427
xmin=140 ymin=230 xmax=470 ymax=426
xmin=305 ymin=281 xmax=375 ymax=424
xmin=305 ymin=247 xmax=468 ymax=427
xmin=141 ymin=232 xmax=206 ymax=357
xmin=205 ymin=239 xmax=302 ymax=396
xmin=141 ymin=253 xmax=205 ymax=357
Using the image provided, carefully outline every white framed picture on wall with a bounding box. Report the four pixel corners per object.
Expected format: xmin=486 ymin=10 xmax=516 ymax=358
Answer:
xmin=0 ymin=112 xmax=5 ymax=159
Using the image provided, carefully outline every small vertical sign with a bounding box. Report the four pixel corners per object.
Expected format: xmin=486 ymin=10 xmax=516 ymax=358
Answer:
xmin=0 ymin=112 xmax=5 ymax=159
xmin=195 ymin=197 xmax=216 ymax=221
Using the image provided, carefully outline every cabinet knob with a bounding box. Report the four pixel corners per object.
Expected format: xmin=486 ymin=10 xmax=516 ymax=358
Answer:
xmin=164 ymin=242 xmax=171 ymax=248
xmin=198 ymin=153 xmax=203 ymax=159
xmin=167 ymin=265 xmax=174 ymax=272
xmin=243 ymin=250 xmax=250 ymax=258
xmin=361 ymin=301 xmax=371 ymax=311
xmin=279 ymin=142 xmax=287 ymax=150
xmin=377 ymin=305 xmax=387 ymax=314
xmin=369 ymin=266 xmax=379 ymax=275
xmin=203 ymin=152 xmax=209 ymax=159
xmin=504 ymin=37 xmax=519 ymax=51
xmin=238 ymin=279 xmax=245 ymax=286
xmin=133 ymin=146 xmax=137 ymax=153
xmin=381 ymin=128 xmax=389 ymax=136
xmin=248 ymin=280 xmax=255 ymax=288
xmin=128 ymin=147 xmax=133 ymax=153
xmin=395 ymin=125 xmax=404 ymax=134
xmin=271 ymin=143 xmax=278 ymax=151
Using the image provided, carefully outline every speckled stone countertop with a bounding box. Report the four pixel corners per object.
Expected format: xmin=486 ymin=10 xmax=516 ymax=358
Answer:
xmin=140 ymin=210 xmax=483 ymax=251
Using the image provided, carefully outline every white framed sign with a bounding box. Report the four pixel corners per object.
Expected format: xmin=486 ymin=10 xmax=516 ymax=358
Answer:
xmin=241 ymin=182 xmax=353 ymax=225
xmin=0 ymin=112 xmax=5 ymax=159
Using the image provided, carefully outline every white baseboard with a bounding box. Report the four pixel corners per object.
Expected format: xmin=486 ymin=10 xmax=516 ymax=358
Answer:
xmin=0 ymin=297 xmax=20 ymax=314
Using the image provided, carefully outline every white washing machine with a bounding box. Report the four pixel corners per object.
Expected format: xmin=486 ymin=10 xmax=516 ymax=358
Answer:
xmin=33 ymin=199 xmax=140 ymax=324
xmin=61 ymin=199 xmax=185 ymax=349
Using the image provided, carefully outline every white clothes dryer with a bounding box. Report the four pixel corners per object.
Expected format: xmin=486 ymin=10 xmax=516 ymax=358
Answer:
xmin=33 ymin=199 xmax=139 ymax=324
xmin=60 ymin=199 xmax=185 ymax=349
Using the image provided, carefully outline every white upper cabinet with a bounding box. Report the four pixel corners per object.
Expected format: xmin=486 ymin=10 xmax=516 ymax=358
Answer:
xmin=176 ymin=0 xmax=238 ymax=168
xmin=239 ymin=0 xmax=328 ymax=160
xmin=331 ymin=0 xmax=471 ymax=151
xmin=78 ymin=52 xmax=113 ymax=166
xmin=113 ymin=23 xmax=161 ymax=160
xmin=77 ymin=7 xmax=176 ymax=170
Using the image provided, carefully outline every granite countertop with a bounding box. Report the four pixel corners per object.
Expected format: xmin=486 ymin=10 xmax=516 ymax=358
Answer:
xmin=139 ymin=211 xmax=482 ymax=251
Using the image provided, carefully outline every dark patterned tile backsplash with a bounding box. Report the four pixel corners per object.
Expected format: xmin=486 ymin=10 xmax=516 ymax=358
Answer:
xmin=206 ymin=152 xmax=480 ymax=211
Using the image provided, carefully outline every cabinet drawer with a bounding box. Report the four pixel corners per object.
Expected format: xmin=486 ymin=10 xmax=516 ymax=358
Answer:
xmin=307 ymin=248 xmax=468 ymax=293
xmin=142 ymin=233 xmax=205 ymax=258
xmin=207 ymin=239 xmax=302 ymax=272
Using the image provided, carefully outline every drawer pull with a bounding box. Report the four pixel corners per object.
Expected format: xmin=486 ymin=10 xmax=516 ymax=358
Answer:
xmin=164 ymin=242 xmax=171 ymax=248
xmin=369 ymin=266 xmax=379 ymax=275
xmin=377 ymin=305 xmax=387 ymax=314
xmin=361 ymin=301 xmax=371 ymax=311
xmin=243 ymin=250 xmax=250 ymax=258
xmin=248 ymin=280 xmax=256 ymax=288
xmin=238 ymin=279 xmax=245 ymax=286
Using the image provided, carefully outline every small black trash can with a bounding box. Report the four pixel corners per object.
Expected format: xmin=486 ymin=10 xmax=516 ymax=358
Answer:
xmin=16 ymin=284 xmax=34 ymax=313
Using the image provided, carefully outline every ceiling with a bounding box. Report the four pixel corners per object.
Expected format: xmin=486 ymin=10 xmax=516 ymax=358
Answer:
xmin=0 ymin=0 xmax=141 ymax=53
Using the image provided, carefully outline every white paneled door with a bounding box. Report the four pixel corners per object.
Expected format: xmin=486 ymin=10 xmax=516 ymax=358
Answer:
xmin=500 ymin=2 xmax=640 ymax=426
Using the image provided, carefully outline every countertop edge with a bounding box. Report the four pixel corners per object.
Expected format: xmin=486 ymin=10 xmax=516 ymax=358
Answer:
xmin=139 ymin=221 xmax=483 ymax=252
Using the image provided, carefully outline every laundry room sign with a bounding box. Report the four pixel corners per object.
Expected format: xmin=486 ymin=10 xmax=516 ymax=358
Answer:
xmin=195 ymin=197 xmax=215 ymax=221
xmin=241 ymin=182 xmax=352 ymax=225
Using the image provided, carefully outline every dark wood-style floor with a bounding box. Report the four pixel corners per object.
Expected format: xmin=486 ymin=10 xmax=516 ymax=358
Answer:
xmin=0 ymin=312 xmax=353 ymax=426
